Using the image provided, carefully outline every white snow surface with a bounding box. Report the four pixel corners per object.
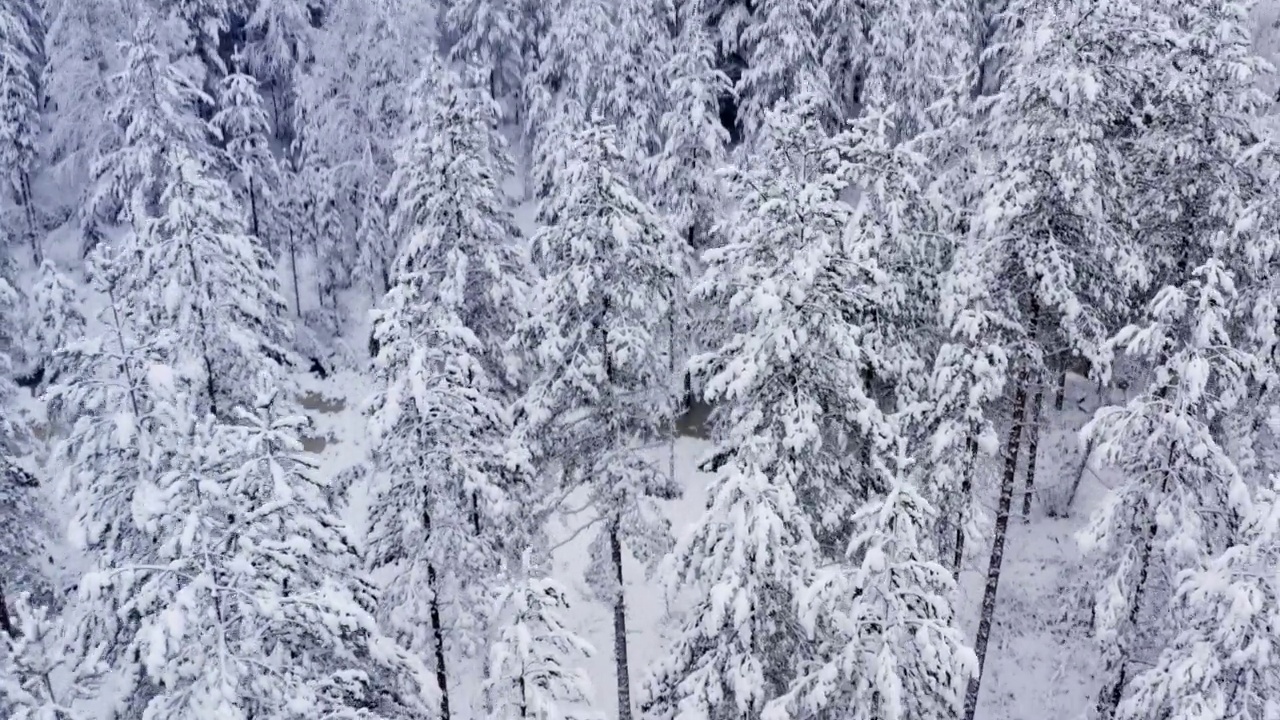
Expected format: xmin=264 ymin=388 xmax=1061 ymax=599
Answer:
xmin=293 ymin=363 xmax=1125 ymax=720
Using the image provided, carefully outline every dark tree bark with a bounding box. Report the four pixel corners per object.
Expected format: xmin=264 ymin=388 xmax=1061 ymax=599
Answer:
xmin=1054 ymin=365 xmax=1067 ymax=411
xmin=289 ymin=228 xmax=302 ymax=317
xmin=423 ymin=500 xmax=451 ymax=720
xmin=611 ymin=523 xmax=633 ymax=720
xmin=964 ymin=360 xmax=1031 ymax=720
xmin=0 ymin=578 xmax=15 ymax=638
xmin=428 ymin=560 xmax=451 ymax=720
xmin=248 ymin=176 xmax=261 ymax=240
xmin=1021 ymin=381 xmax=1044 ymax=520
xmin=952 ymin=433 xmax=978 ymax=579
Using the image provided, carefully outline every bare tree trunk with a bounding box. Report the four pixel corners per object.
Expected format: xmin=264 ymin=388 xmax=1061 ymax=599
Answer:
xmin=1054 ymin=365 xmax=1067 ymax=411
xmin=1021 ymin=381 xmax=1044 ymax=520
xmin=1058 ymin=432 xmax=1098 ymax=517
xmin=952 ymin=433 xmax=978 ymax=579
xmin=611 ymin=522 xmax=633 ymax=720
xmin=289 ymin=228 xmax=302 ymax=318
xmin=429 ymin=560 xmax=451 ymax=720
xmin=20 ymin=173 xmax=39 ymax=263
xmin=0 ymin=578 xmax=14 ymax=638
xmin=424 ymin=497 xmax=451 ymax=720
xmin=963 ymin=360 xmax=1031 ymax=720
xmin=248 ymin=176 xmax=261 ymax=240
xmin=1094 ymin=444 xmax=1171 ymax=720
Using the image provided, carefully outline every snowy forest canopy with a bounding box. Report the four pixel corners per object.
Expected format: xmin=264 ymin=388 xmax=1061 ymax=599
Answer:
xmin=4 ymin=0 xmax=1280 ymax=718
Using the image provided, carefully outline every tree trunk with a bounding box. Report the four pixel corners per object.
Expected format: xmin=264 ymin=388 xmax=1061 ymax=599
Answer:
xmin=952 ymin=433 xmax=978 ymax=579
xmin=1094 ymin=444 xmax=1171 ymax=720
xmin=1054 ymin=365 xmax=1067 ymax=411
xmin=1021 ymin=381 xmax=1044 ymax=520
xmin=0 ymin=578 xmax=14 ymax=638
xmin=248 ymin=176 xmax=261 ymax=240
xmin=610 ymin=522 xmax=633 ymax=720
xmin=429 ymin=560 xmax=451 ymax=720
xmin=963 ymin=360 xmax=1031 ymax=720
xmin=289 ymin=228 xmax=302 ymax=317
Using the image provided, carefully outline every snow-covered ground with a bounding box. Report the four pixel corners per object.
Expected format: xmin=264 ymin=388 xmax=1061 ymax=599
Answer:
xmin=291 ymin=363 xmax=1122 ymax=720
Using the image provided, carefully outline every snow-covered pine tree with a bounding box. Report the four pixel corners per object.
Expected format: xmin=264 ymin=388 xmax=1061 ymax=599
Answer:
xmin=445 ymin=0 xmax=526 ymax=118
xmin=367 ymin=64 xmax=530 ymax=720
xmin=26 ymin=260 xmax=87 ymax=396
xmin=0 ymin=592 xmax=107 ymax=720
xmin=764 ymin=439 xmax=976 ymax=720
xmin=43 ymin=0 xmax=128 ymax=225
xmin=242 ymin=0 xmax=315 ymax=90
xmin=483 ymin=553 xmax=596 ymax=720
xmin=46 ymin=245 xmax=172 ymax=675
xmin=649 ymin=0 xmax=730 ymax=252
xmin=949 ymin=0 xmax=1154 ymax=709
xmin=124 ymin=145 xmax=293 ymax=417
xmin=88 ymin=17 xmax=214 ymax=226
xmin=1111 ymin=477 xmax=1280 ymax=719
xmin=107 ymin=383 xmax=437 ymax=718
xmin=736 ymin=0 xmax=833 ymax=143
xmin=516 ymin=119 xmax=686 ymax=720
xmin=862 ymin=0 xmax=978 ymax=141
xmin=1078 ymin=1 xmax=1280 ymax=715
xmin=522 ymin=0 xmax=614 ymax=163
xmin=1 ymin=237 xmax=50 ymax=617
xmin=290 ymin=0 xmax=433 ymax=314
xmin=0 ymin=0 xmax=42 ymax=255
xmin=598 ymin=0 xmax=672 ymax=162
xmin=640 ymin=98 xmax=901 ymax=720
xmin=812 ymin=0 xmax=870 ymax=120
xmin=157 ymin=0 xmax=230 ymax=102
xmin=213 ymin=61 xmax=281 ymax=242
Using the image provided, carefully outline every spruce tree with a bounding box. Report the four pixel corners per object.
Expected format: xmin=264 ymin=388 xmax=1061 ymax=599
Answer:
xmin=213 ymin=63 xmax=280 ymax=242
xmin=483 ymin=554 xmax=597 ymax=720
xmin=516 ymin=120 xmax=686 ymax=720
xmin=641 ymin=99 xmax=903 ymax=720
xmin=367 ymin=65 xmax=530 ymax=719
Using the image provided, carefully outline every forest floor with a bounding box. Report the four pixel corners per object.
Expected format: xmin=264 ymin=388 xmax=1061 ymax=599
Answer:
xmin=15 ymin=220 xmax=1124 ymax=719
xmin=297 ymin=364 xmax=1123 ymax=720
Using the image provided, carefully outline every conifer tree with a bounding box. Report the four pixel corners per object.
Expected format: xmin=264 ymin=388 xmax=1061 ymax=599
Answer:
xmin=516 ymin=120 xmax=686 ymax=720
xmin=0 ymin=0 xmax=42 ymax=253
xmin=26 ymin=260 xmax=86 ymax=395
xmin=445 ymin=0 xmax=526 ymax=116
xmin=737 ymin=0 xmax=832 ymax=142
xmin=0 ymin=593 xmax=107 ymax=720
xmin=483 ymin=554 xmax=596 ymax=720
xmin=1075 ymin=0 xmax=1280 ymax=717
xmin=765 ymin=442 xmax=975 ymax=720
xmin=88 ymin=19 xmax=214 ymax=226
xmin=43 ymin=0 xmax=129 ymax=218
xmin=641 ymin=99 xmax=902 ymax=720
xmin=213 ymin=63 xmax=280 ymax=242
xmin=649 ymin=0 xmax=730 ymax=251
xmin=99 ymin=384 xmax=438 ymax=718
xmin=367 ymin=65 xmax=531 ymax=720
xmin=125 ymin=146 xmax=292 ymax=417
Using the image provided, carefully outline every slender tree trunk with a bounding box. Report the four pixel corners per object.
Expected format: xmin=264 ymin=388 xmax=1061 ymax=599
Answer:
xmin=1021 ymin=381 xmax=1044 ymax=520
xmin=1054 ymin=365 xmax=1067 ymax=411
xmin=0 ymin=578 xmax=14 ymax=638
xmin=428 ymin=559 xmax=451 ymax=720
xmin=248 ymin=176 xmax=261 ymax=240
xmin=289 ymin=229 xmax=302 ymax=317
xmin=423 ymin=499 xmax=451 ymax=720
xmin=963 ymin=360 xmax=1031 ymax=720
xmin=20 ymin=173 xmax=39 ymax=263
xmin=610 ymin=522 xmax=633 ymax=720
xmin=952 ymin=433 xmax=979 ymax=579
xmin=1094 ymin=443 xmax=1172 ymax=720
